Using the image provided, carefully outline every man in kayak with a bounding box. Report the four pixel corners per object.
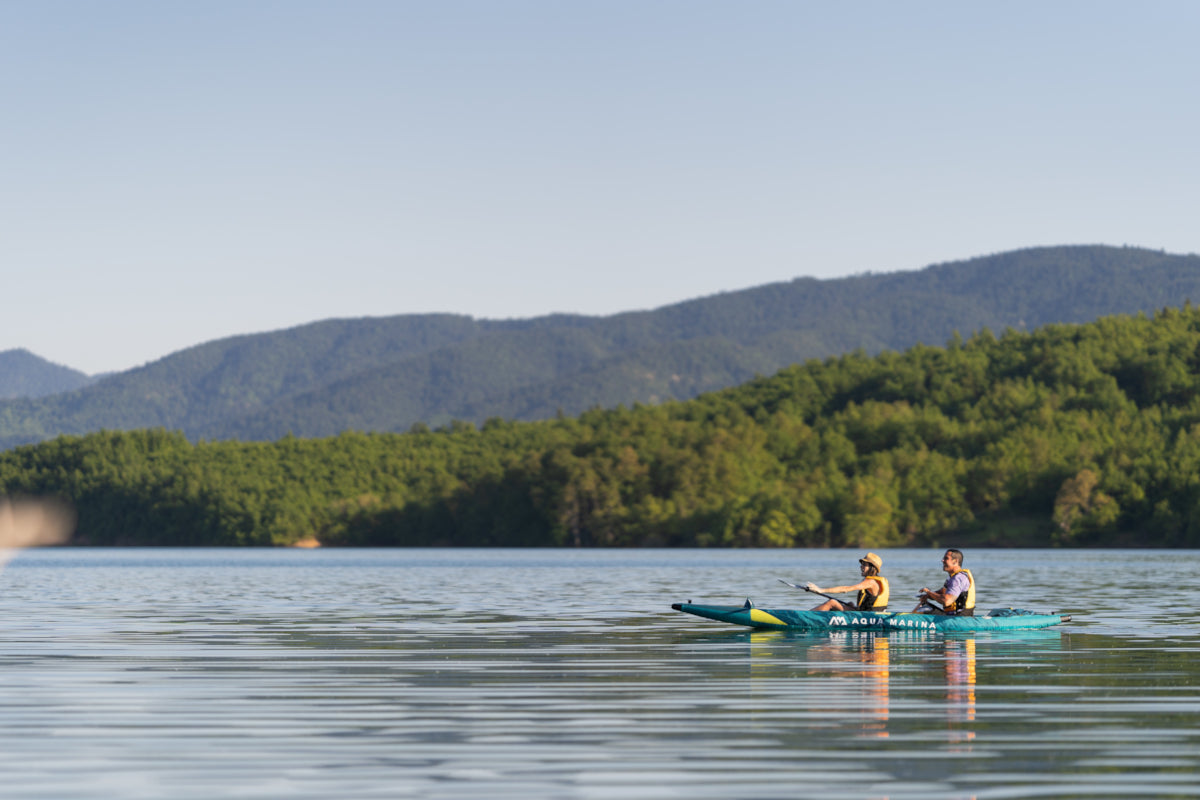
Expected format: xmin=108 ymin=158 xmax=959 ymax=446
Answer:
xmin=912 ymin=549 xmax=976 ymax=615
xmin=805 ymin=552 xmax=890 ymax=612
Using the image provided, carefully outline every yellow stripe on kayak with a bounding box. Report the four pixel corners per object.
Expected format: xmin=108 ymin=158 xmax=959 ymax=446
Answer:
xmin=747 ymin=608 xmax=787 ymax=627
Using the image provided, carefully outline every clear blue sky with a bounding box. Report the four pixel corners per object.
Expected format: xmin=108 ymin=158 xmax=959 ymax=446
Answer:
xmin=3 ymin=1 xmax=1198 ymax=375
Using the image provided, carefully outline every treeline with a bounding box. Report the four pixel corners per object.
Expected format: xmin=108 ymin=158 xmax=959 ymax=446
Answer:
xmin=4 ymin=305 xmax=1200 ymax=547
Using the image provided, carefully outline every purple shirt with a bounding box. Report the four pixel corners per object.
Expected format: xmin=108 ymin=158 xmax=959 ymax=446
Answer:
xmin=943 ymin=572 xmax=970 ymax=603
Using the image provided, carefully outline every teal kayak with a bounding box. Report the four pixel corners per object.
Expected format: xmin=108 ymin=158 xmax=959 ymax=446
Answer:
xmin=672 ymin=601 xmax=1070 ymax=632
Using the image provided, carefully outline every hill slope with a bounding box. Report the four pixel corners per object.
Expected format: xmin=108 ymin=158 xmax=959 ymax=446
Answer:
xmin=1 ymin=244 xmax=1197 ymax=448
xmin=0 ymin=349 xmax=93 ymax=400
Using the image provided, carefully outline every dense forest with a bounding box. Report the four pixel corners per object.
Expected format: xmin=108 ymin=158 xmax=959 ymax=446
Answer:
xmin=3 ymin=305 xmax=1200 ymax=548
xmin=3 ymin=245 xmax=1200 ymax=448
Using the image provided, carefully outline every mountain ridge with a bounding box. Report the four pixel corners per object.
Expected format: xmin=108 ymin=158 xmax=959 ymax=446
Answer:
xmin=1 ymin=245 xmax=1197 ymax=448
xmin=0 ymin=349 xmax=94 ymax=400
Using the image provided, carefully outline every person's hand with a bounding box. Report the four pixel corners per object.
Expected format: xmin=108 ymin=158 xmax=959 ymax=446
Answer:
xmin=805 ymin=582 xmax=819 ymax=593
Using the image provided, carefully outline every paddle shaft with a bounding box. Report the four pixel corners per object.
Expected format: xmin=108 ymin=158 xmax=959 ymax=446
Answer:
xmin=781 ymin=578 xmax=958 ymax=613
xmin=777 ymin=578 xmax=843 ymax=604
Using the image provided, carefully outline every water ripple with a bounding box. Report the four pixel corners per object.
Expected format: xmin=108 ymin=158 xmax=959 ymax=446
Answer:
xmin=0 ymin=548 xmax=1196 ymax=798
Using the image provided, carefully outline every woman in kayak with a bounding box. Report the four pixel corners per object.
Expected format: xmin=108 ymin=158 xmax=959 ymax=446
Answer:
xmin=805 ymin=552 xmax=890 ymax=612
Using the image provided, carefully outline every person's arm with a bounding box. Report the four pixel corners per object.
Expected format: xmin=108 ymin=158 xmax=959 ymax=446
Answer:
xmin=916 ymin=585 xmax=945 ymax=604
xmin=807 ymin=578 xmax=876 ymax=595
xmin=917 ymin=575 xmax=964 ymax=608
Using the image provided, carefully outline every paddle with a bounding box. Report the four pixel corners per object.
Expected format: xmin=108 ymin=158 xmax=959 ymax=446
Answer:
xmin=0 ymin=498 xmax=74 ymax=573
xmin=777 ymin=578 xmax=842 ymax=604
xmin=915 ymin=596 xmax=949 ymax=612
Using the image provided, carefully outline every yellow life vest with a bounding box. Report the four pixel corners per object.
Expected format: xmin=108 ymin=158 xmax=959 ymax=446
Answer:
xmin=857 ymin=575 xmax=890 ymax=611
xmin=948 ymin=568 xmax=975 ymax=614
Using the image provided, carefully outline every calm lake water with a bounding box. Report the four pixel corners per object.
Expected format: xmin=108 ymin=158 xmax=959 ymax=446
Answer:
xmin=0 ymin=547 xmax=1197 ymax=799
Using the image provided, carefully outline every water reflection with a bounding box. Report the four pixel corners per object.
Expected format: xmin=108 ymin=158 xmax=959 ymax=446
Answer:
xmin=805 ymin=631 xmax=891 ymax=738
xmin=748 ymin=628 xmax=1069 ymax=752
xmin=943 ymin=635 xmax=975 ymax=745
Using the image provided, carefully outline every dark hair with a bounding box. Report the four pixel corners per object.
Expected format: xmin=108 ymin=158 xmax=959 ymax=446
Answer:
xmin=862 ymin=562 xmax=879 ymax=576
xmin=945 ymin=549 xmax=964 ymax=566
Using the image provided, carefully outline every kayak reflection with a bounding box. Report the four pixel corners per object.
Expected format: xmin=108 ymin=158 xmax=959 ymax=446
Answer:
xmin=748 ymin=629 xmax=1066 ymax=743
xmin=750 ymin=629 xmax=893 ymax=739
xmin=816 ymin=631 xmax=891 ymax=739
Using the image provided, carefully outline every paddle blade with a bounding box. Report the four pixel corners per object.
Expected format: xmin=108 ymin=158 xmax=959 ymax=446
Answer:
xmin=0 ymin=497 xmax=75 ymax=569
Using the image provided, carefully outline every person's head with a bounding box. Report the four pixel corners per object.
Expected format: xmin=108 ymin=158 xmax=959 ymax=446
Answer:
xmin=859 ymin=552 xmax=882 ymax=576
xmin=942 ymin=549 xmax=963 ymax=572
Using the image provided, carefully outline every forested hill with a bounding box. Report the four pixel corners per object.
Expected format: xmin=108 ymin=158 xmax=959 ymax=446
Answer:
xmin=0 ymin=350 xmax=93 ymax=400
xmin=2 ymin=245 xmax=1198 ymax=448
xmin=3 ymin=304 xmax=1200 ymax=548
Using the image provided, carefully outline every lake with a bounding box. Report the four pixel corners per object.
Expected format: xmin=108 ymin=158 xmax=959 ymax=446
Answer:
xmin=0 ymin=547 xmax=1196 ymax=799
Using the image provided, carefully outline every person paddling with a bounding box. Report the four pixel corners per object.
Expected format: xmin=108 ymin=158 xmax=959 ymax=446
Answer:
xmin=912 ymin=549 xmax=976 ymax=615
xmin=806 ymin=552 xmax=890 ymax=612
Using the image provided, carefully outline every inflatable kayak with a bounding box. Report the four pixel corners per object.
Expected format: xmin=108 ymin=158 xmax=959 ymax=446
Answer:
xmin=672 ymin=600 xmax=1070 ymax=632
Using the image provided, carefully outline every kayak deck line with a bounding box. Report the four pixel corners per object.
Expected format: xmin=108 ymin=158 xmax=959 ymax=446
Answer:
xmin=672 ymin=601 xmax=1071 ymax=632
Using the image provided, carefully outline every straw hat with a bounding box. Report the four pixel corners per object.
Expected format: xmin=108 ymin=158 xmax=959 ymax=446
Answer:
xmin=859 ymin=552 xmax=883 ymax=571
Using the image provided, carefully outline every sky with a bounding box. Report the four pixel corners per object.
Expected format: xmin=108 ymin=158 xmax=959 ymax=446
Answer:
xmin=3 ymin=1 xmax=1199 ymax=375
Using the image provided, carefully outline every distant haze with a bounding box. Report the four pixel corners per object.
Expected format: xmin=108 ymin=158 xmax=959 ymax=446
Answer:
xmin=2 ymin=3 xmax=1199 ymax=374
